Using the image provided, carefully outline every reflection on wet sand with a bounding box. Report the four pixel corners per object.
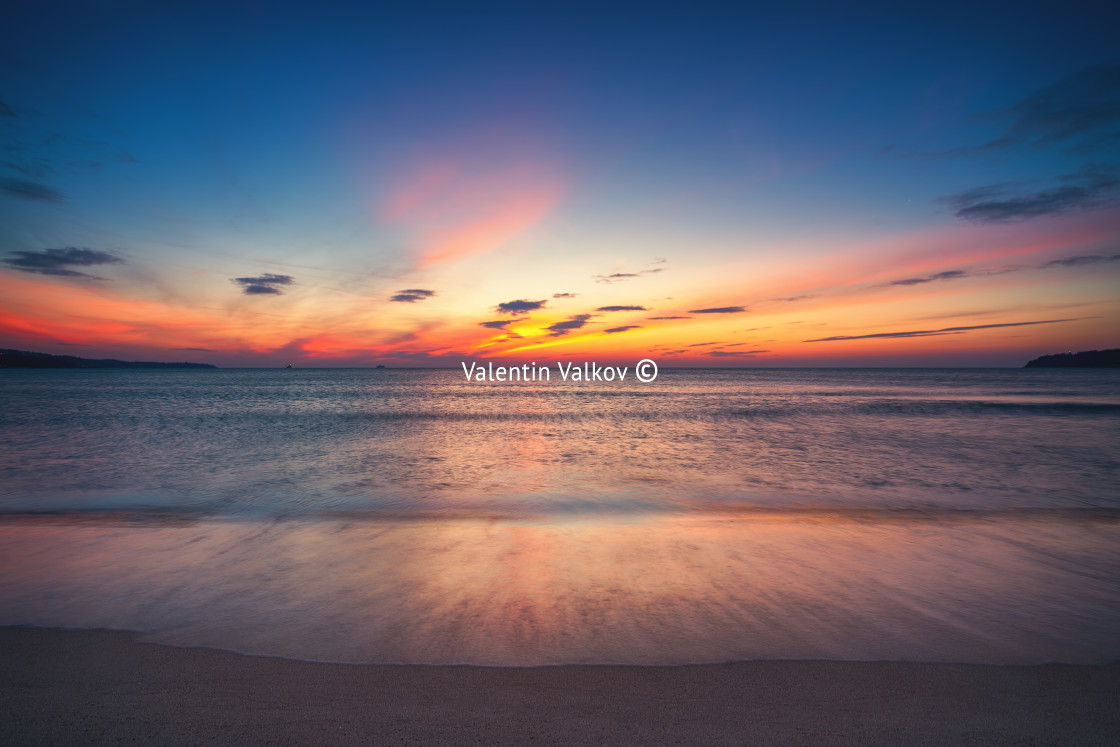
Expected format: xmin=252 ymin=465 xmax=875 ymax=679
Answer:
xmin=1 ymin=512 xmax=1117 ymax=666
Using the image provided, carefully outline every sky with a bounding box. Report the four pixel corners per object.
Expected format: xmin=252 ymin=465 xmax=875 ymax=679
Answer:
xmin=1 ymin=0 xmax=1118 ymax=367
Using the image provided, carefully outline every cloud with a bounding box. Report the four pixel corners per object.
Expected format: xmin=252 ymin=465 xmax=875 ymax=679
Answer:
xmin=231 ymin=273 xmax=295 ymax=295
xmin=596 ymin=305 xmax=648 ymax=312
xmin=880 ymin=253 xmax=1118 ymax=288
xmin=495 ymin=299 xmax=546 ymax=314
xmin=0 ymin=98 xmax=15 ymax=117
xmin=594 ymin=268 xmax=664 ymax=283
xmin=604 ymin=325 xmax=642 ymax=334
xmin=771 ymin=294 xmax=815 ymax=302
xmin=380 ymin=146 xmax=566 ymax=267
xmin=985 ymin=61 xmax=1120 ymax=152
xmin=688 ymin=306 xmax=746 ymax=314
xmin=902 ymin=62 xmax=1120 ymax=158
xmin=390 ymin=288 xmax=436 ymax=303
xmin=478 ymin=319 xmax=513 ymax=329
xmin=944 ymin=166 xmax=1120 ymax=222
xmin=1039 ymin=253 xmax=1120 ymax=268
xmin=687 ymin=341 xmax=719 ymax=347
xmin=886 ymin=270 xmax=969 ymax=286
xmin=552 ymin=292 xmax=578 ymax=298
xmin=648 ymin=315 xmax=691 ymax=320
xmin=708 ymin=349 xmax=769 ymax=357
xmin=2 ymin=247 xmax=124 ymax=279
xmin=176 ymin=347 xmax=211 ymax=352
xmin=545 ymin=314 xmax=594 ymax=337
xmin=804 ymin=318 xmax=1079 ymax=342
xmin=0 ymin=178 xmax=63 ymax=202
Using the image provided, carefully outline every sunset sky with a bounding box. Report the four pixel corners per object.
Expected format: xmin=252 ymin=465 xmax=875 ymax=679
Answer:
xmin=2 ymin=1 xmax=1118 ymax=367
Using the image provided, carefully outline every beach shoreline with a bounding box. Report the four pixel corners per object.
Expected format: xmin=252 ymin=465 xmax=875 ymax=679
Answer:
xmin=3 ymin=626 xmax=1118 ymax=745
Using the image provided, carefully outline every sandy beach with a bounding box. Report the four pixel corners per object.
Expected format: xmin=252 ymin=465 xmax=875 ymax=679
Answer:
xmin=2 ymin=627 xmax=1117 ymax=745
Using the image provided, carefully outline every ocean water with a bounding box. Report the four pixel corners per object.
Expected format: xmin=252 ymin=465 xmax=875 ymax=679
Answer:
xmin=1 ymin=367 xmax=1118 ymax=665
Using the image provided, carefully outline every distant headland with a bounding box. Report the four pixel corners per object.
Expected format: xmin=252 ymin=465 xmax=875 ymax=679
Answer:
xmin=0 ymin=349 xmax=217 ymax=369
xmin=1024 ymin=349 xmax=1120 ymax=368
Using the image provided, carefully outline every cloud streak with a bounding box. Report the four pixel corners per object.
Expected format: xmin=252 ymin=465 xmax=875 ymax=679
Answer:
xmin=945 ymin=167 xmax=1120 ymax=223
xmin=0 ymin=178 xmax=63 ymax=202
xmin=688 ymin=306 xmax=746 ymax=314
xmin=886 ymin=270 xmax=969 ymax=286
xmin=596 ymin=305 xmax=647 ymax=312
xmin=2 ymin=247 xmax=123 ymax=279
xmin=804 ymin=318 xmax=1079 ymax=342
xmin=901 ymin=61 xmax=1120 ymax=158
xmin=1039 ymin=253 xmax=1120 ymax=268
xmin=708 ymin=349 xmax=769 ymax=357
xmin=594 ymin=268 xmax=663 ymax=283
xmin=604 ymin=325 xmax=642 ymax=334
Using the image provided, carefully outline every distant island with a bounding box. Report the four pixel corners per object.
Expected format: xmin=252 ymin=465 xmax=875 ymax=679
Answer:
xmin=0 ymin=349 xmax=217 ymax=369
xmin=1024 ymin=349 xmax=1120 ymax=368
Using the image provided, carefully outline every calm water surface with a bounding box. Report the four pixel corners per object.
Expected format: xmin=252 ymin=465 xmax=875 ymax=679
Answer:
xmin=1 ymin=368 xmax=1118 ymax=664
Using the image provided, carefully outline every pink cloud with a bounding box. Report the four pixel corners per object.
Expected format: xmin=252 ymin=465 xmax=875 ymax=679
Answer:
xmin=381 ymin=148 xmax=566 ymax=267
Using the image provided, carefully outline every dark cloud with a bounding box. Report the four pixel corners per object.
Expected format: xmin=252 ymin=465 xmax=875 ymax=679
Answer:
xmin=2 ymin=247 xmax=124 ymax=279
xmin=688 ymin=306 xmax=746 ymax=314
xmin=3 ymin=159 xmax=55 ymax=179
xmin=944 ymin=166 xmax=1120 ymax=222
xmin=986 ymin=61 xmax=1120 ymax=152
xmin=390 ymin=288 xmax=436 ymax=303
xmin=116 ymin=152 xmax=140 ymax=164
xmin=496 ymin=299 xmax=547 ymax=314
xmin=552 ymin=292 xmax=577 ymax=298
xmin=804 ymin=318 xmax=1079 ymax=342
xmin=545 ymin=314 xmax=594 ymax=337
xmin=1039 ymin=253 xmax=1120 ymax=268
xmin=176 ymin=347 xmax=211 ymax=352
xmin=0 ymin=98 xmax=15 ymax=117
xmin=604 ymin=325 xmax=642 ymax=334
xmin=886 ymin=270 xmax=969 ymax=286
xmin=596 ymin=305 xmax=648 ymax=312
xmin=232 ymin=273 xmax=294 ymax=295
xmin=0 ymin=178 xmax=63 ymax=202
xmin=771 ymin=294 xmax=814 ymax=302
xmin=478 ymin=319 xmax=513 ymax=329
xmin=900 ymin=62 xmax=1120 ymax=158
xmin=880 ymin=254 xmax=1118 ymax=288
xmin=648 ymin=315 xmax=691 ymax=320
xmin=708 ymin=349 xmax=769 ymax=357
xmin=687 ymin=341 xmax=719 ymax=347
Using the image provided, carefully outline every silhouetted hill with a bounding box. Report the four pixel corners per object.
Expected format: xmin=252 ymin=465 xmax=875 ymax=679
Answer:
xmin=0 ymin=349 xmax=217 ymax=369
xmin=1024 ymin=349 xmax=1120 ymax=368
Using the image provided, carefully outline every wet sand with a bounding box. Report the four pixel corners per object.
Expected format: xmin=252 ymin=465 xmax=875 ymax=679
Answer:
xmin=2 ymin=627 xmax=1118 ymax=745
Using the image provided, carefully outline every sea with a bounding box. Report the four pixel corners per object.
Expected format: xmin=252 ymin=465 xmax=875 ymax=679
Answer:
xmin=1 ymin=367 xmax=1118 ymax=666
